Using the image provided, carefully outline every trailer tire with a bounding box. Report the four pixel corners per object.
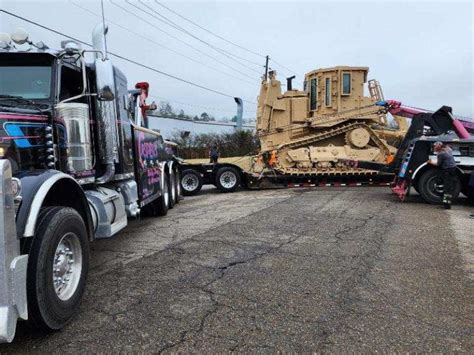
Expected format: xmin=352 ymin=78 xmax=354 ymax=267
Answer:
xmin=418 ymin=168 xmax=461 ymax=204
xmin=215 ymin=166 xmax=241 ymax=193
xmin=181 ymin=169 xmax=203 ymax=196
xmin=27 ymin=206 xmax=89 ymax=332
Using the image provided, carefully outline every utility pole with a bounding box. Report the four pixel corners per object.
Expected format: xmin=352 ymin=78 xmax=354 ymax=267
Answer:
xmin=264 ymin=55 xmax=269 ymax=81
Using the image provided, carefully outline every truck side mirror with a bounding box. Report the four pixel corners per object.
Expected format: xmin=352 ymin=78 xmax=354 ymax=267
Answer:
xmin=98 ymin=86 xmax=115 ymax=101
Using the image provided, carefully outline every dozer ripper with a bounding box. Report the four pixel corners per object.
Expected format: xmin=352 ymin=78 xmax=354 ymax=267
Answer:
xmin=180 ymin=66 xmax=411 ymax=194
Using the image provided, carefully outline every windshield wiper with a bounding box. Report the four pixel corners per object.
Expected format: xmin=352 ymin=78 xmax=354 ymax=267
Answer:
xmin=0 ymin=95 xmax=49 ymax=112
xmin=0 ymin=94 xmax=37 ymax=104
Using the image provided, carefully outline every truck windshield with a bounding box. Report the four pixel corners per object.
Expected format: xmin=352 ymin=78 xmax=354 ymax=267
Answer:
xmin=0 ymin=65 xmax=52 ymax=99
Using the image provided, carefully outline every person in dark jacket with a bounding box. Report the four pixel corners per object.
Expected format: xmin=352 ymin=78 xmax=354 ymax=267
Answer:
xmin=209 ymin=144 xmax=219 ymax=164
xmin=428 ymin=141 xmax=457 ymax=209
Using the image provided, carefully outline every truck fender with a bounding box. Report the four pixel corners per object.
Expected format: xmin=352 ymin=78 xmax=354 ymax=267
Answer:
xmin=411 ymin=162 xmax=429 ymax=181
xmin=412 ymin=162 xmax=464 ymax=181
xmin=16 ymin=170 xmax=93 ymax=240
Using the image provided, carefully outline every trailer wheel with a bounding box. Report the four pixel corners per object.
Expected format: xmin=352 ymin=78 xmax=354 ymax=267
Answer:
xmin=418 ymin=168 xmax=461 ymax=204
xmin=27 ymin=207 xmax=89 ymax=332
xmin=168 ymin=170 xmax=176 ymax=209
xmin=215 ymin=166 xmax=241 ymax=193
xmin=181 ymin=169 xmax=203 ymax=196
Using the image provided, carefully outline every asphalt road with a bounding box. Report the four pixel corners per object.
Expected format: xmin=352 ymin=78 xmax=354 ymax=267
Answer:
xmin=2 ymin=187 xmax=473 ymax=353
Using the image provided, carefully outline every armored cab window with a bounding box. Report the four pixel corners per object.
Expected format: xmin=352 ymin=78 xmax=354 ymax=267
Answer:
xmin=342 ymin=73 xmax=351 ymax=95
xmin=59 ymin=65 xmax=84 ymax=102
xmin=325 ymin=77 xmax=331 ymax=106
xmin=310 ymin=78 xmax=317 ymax=110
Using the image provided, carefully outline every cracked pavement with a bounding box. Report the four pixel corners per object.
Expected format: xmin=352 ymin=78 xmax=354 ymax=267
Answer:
xmin=2 ymin=187 xmax=473 ymax=353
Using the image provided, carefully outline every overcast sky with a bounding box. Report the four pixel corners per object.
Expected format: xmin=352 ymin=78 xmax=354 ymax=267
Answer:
xmin=1 ymin=0 xmax=473 ymax=119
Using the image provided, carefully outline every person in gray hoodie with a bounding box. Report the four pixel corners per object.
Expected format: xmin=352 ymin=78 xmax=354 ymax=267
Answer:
xmin=428 ymin=141 xmax=457 ymax=209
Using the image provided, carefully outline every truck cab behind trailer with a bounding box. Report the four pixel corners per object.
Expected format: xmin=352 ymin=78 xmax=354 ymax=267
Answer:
xmin=0 ymin=25 xmax=181 ymax=343
xmin=353 ymin=104 xmax=474 ymax=203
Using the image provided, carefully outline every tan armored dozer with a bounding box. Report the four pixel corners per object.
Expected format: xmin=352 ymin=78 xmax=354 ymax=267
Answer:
xmin=253 ymin=66 xmax=409 ymax=176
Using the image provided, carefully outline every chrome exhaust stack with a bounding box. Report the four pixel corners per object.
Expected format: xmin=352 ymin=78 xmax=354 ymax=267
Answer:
xmin=92 ymin=23 xmax=118 ymax=184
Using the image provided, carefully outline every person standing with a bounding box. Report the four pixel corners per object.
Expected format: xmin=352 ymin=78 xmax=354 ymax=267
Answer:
xmin=209 ymin=144 xmax=219 ymax=164
xmin=427 ymin=141 xmax=457 ymax=209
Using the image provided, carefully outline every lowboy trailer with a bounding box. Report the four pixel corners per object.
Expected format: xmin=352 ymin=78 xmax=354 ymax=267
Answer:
xmin=0 ymin=25 xmax=182 ymax=342
xmin=178 ymin=101 xmax=474 ymax=197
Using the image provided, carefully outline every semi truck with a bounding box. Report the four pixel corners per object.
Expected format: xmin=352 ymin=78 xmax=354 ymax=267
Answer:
xmin=0 ymin=25 xmax=181 ymax=343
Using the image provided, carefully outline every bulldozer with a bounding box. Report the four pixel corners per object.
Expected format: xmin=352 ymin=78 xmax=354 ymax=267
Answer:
xmin=252 ymin=66 xmax=409 ymax=176
xmin=179 ymin=65 xmax=416 ymax=194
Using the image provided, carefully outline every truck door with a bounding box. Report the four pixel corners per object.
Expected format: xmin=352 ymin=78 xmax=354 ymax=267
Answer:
xmin=132 ymin=125 xmax=166 ymax=207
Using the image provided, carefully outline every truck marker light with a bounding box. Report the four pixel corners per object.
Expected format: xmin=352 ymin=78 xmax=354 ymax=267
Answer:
xmin=11 ymin=177 xmax=21 ymax=198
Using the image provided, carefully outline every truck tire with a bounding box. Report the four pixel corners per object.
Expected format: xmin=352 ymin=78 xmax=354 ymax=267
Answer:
xmin=418 ymin=168 xmax=461 ymax=204
xmin=27 ymin=206 xmax=89 ymax=332
xmin=215 ymin=166 xmax=241 ymax=193
xmin=154 ymin=173 xmax=170 ymax=216
xmin=175 ymin=169 xmax=182 ymax=203
xmin=181 ymin=169 xmax=203 ymax=196
xmin=168 ymin=170 xmax=176 ymax=209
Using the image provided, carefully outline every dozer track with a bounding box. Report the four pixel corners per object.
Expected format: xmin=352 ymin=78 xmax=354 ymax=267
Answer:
xmin=272 ymin=121 xmax=392 ymax=176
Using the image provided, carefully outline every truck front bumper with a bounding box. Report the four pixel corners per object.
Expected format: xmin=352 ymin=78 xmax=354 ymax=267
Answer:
xmin=0 ymin=160 xmax=28 ymax=343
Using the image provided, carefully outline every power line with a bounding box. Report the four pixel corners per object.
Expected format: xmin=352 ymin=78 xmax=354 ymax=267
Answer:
xmin=154 ymin=1 xmax=264 ymax=58
xmin=148 ymin=0 xmax=264 ymax=69
xmin=149 ymin=95 xmax=255 ymax=115
xmin=270 ymin=58 xmax=296 ymax=76
xmin=109 ymin=0 xmax=258 ymax=81
xmin=70 ymin=1 xmax=255 ymax=85
xmin=0 ymin=9 xmax=257 ymax=105
xmin=128 ymin=0 xmax=263 ymax=74
xmin=153 ymin=1 xmax=297 ymax=78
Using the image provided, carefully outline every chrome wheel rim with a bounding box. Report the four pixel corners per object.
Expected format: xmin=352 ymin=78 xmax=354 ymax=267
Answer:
xmin=53 ymin=232 xmax=82 ymax=301
xmin=219 ymin=171 xmax=237 ymax=189
xmin=182 ymin=174 xmax=199 ymax=192
xmin=428 ymin=176 xmax=444 ymax=196
xmin=170 ymin=174 xmax=176 ymax=202
xmin=164 ymin=177 xmax=169 ymax=207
